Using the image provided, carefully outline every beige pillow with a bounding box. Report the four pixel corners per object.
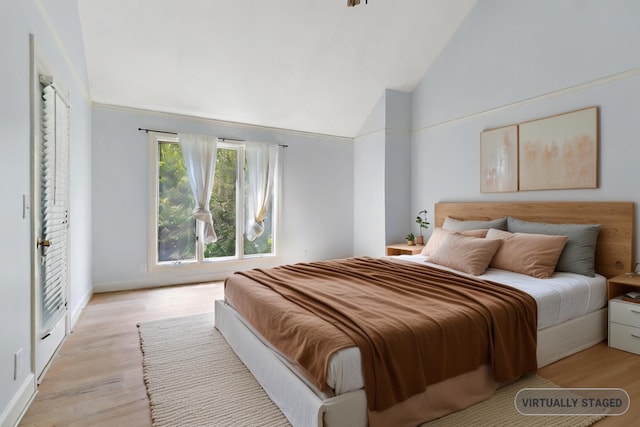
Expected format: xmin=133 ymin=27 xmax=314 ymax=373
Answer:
xmin=486 ymin=228 xmax=568 ymax=279
xmin=421 ymin=228 xmax=488 ymax=256
xmin=427 ymin=233 xmax=502 ymax=275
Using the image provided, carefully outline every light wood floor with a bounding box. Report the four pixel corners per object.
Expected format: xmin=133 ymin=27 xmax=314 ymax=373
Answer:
xmin=19 ymin=282 xmax=639 ymax=426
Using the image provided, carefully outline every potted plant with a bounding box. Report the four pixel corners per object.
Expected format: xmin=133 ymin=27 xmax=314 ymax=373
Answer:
xmin=415 ymin=209 xmax=430 ymax=245
xmin=406 ymin=232 xmax=415 ymax=246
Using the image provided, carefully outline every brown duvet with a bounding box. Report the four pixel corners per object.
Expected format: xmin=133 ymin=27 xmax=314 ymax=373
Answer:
xmin=224 ymin=256 xmax=537 ymax=412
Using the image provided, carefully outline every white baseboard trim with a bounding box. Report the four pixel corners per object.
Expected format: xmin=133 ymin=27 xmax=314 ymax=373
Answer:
xmin=69 ymin=287 xmax=92 ymax=331
xmin=93 ymin=273 xmax=231 ymax=293
xmin=0 ymin=373 xmax=36 ymax=427
xmin=93 ymin=257 xmax=293 ymax=293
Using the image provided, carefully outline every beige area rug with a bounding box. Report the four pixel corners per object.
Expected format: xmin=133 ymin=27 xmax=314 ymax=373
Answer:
xmin=138 ymin=313 xmax=604 ymax=427
xmin=421 ymin=375 xmax=603 ymax=427
xmin=138 ymin=313 xmax=289 ymax=427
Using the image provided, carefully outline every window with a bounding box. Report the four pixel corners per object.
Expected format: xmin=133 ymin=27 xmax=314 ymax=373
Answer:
xmin=149 ymin=133 xmax=278 ymax=268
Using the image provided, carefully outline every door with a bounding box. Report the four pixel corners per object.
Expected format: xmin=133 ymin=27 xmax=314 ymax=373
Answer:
xmin=33 ymin=79 xmax=70 ymax=380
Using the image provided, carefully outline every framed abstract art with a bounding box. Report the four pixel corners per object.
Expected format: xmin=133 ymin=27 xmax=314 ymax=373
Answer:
xmin=518 ymin=107 xmax=598 ymax=191
xmin=480 ymin=125 xmax=518 ymax=193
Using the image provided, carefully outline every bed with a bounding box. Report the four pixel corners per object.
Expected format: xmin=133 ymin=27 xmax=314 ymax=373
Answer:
xmin=215 ymin=201 xmax=634 ymax=427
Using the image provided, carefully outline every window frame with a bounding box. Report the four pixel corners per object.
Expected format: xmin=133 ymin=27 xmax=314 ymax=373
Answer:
xmin=147 ymin=132 xmax=279 ymax=272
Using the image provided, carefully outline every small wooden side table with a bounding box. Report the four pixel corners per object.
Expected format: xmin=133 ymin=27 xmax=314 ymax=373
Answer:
xmin=607 ymin=274 xmax=640 ymax=300
xmin=385 ymin=243 xmax=424 ymax=256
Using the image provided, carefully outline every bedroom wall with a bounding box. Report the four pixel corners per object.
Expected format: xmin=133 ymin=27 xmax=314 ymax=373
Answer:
xmin=0 ymin=0 xmax=93 ymax=425
xmin=384 ymin=91 xmax=412 ymax=246
xmin=91 ymin=106 xmax=354 ymax=291
xmin=354 ymin=93 xmax=387 ymax=255
xmin=354 ymin=89 xmax=411 ymax=256
xmin=411 ymin=0 xmax=640 ymax=264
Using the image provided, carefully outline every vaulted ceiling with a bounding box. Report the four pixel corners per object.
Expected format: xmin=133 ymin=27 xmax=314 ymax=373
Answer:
xmin=77 ymin=0 xmax=475 ymax=138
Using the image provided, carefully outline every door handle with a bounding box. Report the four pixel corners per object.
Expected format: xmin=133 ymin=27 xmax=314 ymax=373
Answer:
xmin=37 ymin=239 xmax=51 ymax=256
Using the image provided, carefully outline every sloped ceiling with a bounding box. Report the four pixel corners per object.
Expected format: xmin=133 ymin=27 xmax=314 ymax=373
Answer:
xmin=77 ymin=0 xmax=475 ymax=138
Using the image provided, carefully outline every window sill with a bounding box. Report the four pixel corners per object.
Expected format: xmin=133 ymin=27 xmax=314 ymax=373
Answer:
xmin=148 ymin=254 xmax=282 ymax=274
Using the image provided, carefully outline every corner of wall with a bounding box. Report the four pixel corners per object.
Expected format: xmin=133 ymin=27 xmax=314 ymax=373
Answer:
xmin=0 ymin=373 xmax=35 ymax=427
xmin=354 ymin=90 xmax=387 ymax=139
xmin=353 ymin=88 xmax=413 ymax=256
xmin=383 ymin=89 xmax=411 ymax=133
xmin=69 ymin=287 xmax=93 ymax=332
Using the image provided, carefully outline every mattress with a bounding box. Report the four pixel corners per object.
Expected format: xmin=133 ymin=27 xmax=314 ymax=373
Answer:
xmin=396 ymin=255 xmax=607 ymax=329
xmin=320 ymin=257 xmax=605 ymax=394
xmin=227 ymin=257 xmax=607 ymax=397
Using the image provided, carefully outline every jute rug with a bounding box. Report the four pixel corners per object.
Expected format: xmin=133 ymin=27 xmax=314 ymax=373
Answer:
xmin=138 ymin=313 xmax=604 ymax=427
xmin=138 ymin=313 xmax=288 ymax=427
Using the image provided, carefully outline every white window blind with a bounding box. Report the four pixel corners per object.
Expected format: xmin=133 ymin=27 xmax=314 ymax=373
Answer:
xmin=40 ymin=84 xmax=69 ymax=335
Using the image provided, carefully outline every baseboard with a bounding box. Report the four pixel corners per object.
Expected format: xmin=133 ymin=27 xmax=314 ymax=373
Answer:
xmin=69 ymin=287 xmax=92 ymax=331
xmin=0 ymin=373 xmax=36 ymax=427
xmin=92 ymin=257 xmax=286 ymax=293
xmin=93 ymin=273 xmax=229 ymax=293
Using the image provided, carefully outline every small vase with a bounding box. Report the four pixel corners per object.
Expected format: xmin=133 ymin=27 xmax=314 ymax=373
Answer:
xmin=415 ymin=235 xmax=424 ymax=245
xmin=407 ymin=240 xmax=415 ymax=246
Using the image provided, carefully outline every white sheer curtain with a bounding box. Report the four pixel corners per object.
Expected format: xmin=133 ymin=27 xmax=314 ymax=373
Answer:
xmin=245 ymin=143 xmax=279 ymax=241
xmin=179 ymin=133 xmax=218 ymax=243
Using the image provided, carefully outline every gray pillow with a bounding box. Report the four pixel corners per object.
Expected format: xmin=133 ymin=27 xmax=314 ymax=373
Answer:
xmin=506 ymin=217 xmax=601 ymax=277
xmin=443 ymin=216 xmax=507 ymax=231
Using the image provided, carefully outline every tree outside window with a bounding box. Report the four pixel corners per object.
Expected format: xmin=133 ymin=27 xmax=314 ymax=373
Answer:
xmin=154 ymin=137 xmax=275 ymax=266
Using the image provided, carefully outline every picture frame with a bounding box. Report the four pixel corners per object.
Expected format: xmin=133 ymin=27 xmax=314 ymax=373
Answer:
xmin=518 ymin=107 xmax=598 ymax=191
xmin=480 ymin=125 xmax=518 ymax=193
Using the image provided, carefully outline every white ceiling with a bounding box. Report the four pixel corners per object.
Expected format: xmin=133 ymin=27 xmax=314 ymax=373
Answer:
xmin=77 ymin=0 xmax=475 ymax=138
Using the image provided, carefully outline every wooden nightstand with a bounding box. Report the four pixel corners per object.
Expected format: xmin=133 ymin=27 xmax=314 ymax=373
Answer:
xmin=608 ymin=274 xmax=640 ymax=355
xmin=385 ymin=243 xmax=424 ymax=256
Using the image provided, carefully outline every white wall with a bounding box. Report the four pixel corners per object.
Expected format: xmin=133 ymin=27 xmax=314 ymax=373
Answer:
xmin=411 ymin=0 xmax=640 ymax=262
xmin=354 ymin=90 xmax=411 ymax=256
xmin=384 ymin=91 xmax=411 ymax=245
xmin=91 ymin=106 xmax=354 ymax=291
xmin=0 ymin=0 xmax=92 ymax=425
xmin=354 ymin=94 xmax=387 ymax=256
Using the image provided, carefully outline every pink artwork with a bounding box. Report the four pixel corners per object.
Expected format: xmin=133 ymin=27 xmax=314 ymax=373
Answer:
xmin=480 ymin=125 xmax=518 ymax=193
xmin=519 ymin=107 xmax=598 ymax=191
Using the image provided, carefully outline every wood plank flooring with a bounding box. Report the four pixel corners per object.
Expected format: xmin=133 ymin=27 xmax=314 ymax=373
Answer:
xmin=19 ymin=282 xmax=640 ymax=426
xmin=19 ymin=282 xmax=225 ymax=427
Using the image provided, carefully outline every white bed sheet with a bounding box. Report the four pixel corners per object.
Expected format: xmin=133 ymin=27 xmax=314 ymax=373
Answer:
xmin=396 ymin=255 xmax=607 ymax=329
xmin=325 ymin=256 xmax=606 ymax=394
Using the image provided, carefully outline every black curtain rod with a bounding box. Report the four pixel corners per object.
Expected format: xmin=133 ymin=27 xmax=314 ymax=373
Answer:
xmin=137 ymin=127 xmax=288 ymax=147
xmin=138 ymin=127 xmax=177 ymax=135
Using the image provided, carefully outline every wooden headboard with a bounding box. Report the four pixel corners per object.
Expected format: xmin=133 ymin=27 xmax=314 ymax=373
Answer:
xmin=434 ymin=202 xmax=635 ymax=278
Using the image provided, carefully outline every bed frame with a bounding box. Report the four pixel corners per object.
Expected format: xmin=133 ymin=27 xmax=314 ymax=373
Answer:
xmin=216 ymin=201 xmax=634 ymax=427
